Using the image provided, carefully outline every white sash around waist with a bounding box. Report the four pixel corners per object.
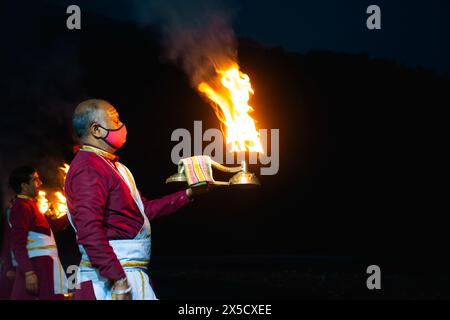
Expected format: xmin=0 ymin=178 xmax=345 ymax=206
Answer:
xmin=77 ymin=238 xmax=156 ymax=300
xmin=27 ymin=231 xmax=68 ymax=295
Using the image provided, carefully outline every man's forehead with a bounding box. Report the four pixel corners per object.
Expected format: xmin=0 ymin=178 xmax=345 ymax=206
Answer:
xmin=95 ymin=102 xmax=120 ymax=123
xmin=106 ymin=106 xmax=119 ymax=117
xmin=106 ymin=106 xmax=119 ymax=118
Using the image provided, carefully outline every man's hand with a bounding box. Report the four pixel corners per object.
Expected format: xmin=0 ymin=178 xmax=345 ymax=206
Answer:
xmin=111 ymin=277 xmax=131 ymax=300
xmin=6 ymin=269 xmax=16 ymax=281
xmin=186 ymin=183 xmax=214 ymax=199
xmin=25 ymin=271 xmax=39 ymax=295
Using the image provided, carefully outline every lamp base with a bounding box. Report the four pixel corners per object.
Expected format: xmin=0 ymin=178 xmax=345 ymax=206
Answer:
xmin=165 ymin=172 xmax=187 ymax=184
xmin=229 ymin=171 xmax=260 ymax=187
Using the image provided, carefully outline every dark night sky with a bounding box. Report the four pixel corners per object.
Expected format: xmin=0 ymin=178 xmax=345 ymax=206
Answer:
xmin=235 ymin=0 xmax=450 ymax=74
xmin=48 ymin=0 xmax=450 ymax=74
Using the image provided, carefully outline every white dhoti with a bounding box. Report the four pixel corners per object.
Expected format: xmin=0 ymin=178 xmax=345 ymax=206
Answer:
xmin=26 ymin=231 xmax=68 ymax=295
xmin=76 ymin=238 xmax=156 ymax=300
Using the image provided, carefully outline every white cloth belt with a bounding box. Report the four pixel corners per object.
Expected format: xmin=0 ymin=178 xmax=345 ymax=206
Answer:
xmin=26 ymin=231 xmax=68 ymax=295
xmin=77 ymin=238 xmax=156 ymax=300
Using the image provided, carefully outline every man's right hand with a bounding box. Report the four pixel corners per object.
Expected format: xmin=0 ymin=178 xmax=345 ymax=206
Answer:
xmin=25 ymin=271 xmax=39 ymax=295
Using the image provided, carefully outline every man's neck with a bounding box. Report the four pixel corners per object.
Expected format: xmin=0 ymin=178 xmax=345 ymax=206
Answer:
xmin=81 ymin=145 xmax=118 ymax=161
xmin=82 ymin=138 xmax=116 ymax=154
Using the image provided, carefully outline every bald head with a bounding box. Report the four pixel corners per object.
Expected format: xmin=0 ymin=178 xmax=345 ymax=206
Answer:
xmin=72 ymin=99 xmax=113 ymax=139
xmin=72 ymin=99 xmax=125 ymax=153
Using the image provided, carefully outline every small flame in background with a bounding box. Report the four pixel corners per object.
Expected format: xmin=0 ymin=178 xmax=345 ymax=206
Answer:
xmin=37 ymin=191 xmax=50 ymax=215
xmin=37 ymin=163 xmax=69 ymax=219
xmin=198 ymin=64 xmax=263 ymax=153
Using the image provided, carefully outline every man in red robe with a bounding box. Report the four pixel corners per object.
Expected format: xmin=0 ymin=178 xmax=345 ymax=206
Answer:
xmin=0 ymin=201 xmax=16 ymax=299
xmin=65 ymin=99 xmax=199 ymax=300
xmin=8 ymin=166 xmax=68 ymax=300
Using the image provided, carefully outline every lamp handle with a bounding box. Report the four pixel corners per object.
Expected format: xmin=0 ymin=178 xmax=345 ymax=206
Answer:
xmin=210 ymin=160 xmax=243 ymax=173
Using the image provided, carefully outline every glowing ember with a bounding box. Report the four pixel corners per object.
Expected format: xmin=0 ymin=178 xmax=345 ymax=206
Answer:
xmin=36 ymin=163 xmax=69 ymax=218
xmin=198 ymin=64 xmax=263 ymax=153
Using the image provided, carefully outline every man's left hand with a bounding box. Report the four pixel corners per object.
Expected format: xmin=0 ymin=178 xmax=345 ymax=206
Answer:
xmin=111 ymin=277 xmax=131 ymax=300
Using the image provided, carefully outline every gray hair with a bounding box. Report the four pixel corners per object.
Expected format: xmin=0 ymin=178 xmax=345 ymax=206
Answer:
xmin=72 ymin=99 xmax=106 ymax=139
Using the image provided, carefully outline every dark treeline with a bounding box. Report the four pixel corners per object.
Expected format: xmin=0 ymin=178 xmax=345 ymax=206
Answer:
xmin=0 ymin=1 xmax=448 ymax=271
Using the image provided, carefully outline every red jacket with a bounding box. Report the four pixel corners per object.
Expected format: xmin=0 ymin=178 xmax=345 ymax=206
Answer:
xmin=65 ymin=150 xmax=191 ymax=281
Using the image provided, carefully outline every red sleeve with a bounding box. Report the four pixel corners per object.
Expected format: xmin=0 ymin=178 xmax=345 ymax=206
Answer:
xmin=10 ymin=202 xmax=34 ymax=274
xmin=1 ymin=211 xmax=14 ymax=271
xmin=141 ymin=190 xmax=192 ymax=221
xmin=66 ymin=165 xmax=126 ymax=281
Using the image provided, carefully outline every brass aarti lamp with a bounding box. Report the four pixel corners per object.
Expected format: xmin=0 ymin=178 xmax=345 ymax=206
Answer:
xmin=166 ymin=159 xmax=260 ymax=187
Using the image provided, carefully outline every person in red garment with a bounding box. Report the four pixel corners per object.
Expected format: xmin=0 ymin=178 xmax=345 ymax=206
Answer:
xmin=65 ymin=99 xmax=200 ymax=300
xmin=8 ymin=166 xmax=68 ymax=300
xmin=0 ymin=200 xmax=16 ymax=300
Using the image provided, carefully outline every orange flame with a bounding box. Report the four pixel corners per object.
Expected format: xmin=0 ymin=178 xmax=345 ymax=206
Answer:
xmin=37 ymin=191 xmax=50 ymax=215
xmin=198 ymin=64 xmax=263 ymax=153
xmin=52 ymin=191 xmax=67 ymax=219
xmin=37 ymin=163 xmax=69 ymax=219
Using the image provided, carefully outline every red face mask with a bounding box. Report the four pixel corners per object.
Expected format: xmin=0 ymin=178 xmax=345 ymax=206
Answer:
xmin=99 ymin=124 xmax=127 ymax=149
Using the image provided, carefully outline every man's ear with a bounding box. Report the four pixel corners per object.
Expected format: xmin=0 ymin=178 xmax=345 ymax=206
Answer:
xmin=20 ymin=182 xmax=28 ymax=194
xmin=90 ymin=123 xmax=104 ymax=139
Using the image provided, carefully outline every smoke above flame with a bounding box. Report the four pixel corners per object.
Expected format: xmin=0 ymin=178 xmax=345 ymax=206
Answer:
xmin=150 ymin=0 xmax=263 ymax=153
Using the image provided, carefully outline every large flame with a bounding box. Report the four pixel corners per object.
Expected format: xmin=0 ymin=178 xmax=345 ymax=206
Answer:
xmin=37 ymin=163 xmax=69 ymax=219
xmin=198 ymin=64 xmax=263 ymax=153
